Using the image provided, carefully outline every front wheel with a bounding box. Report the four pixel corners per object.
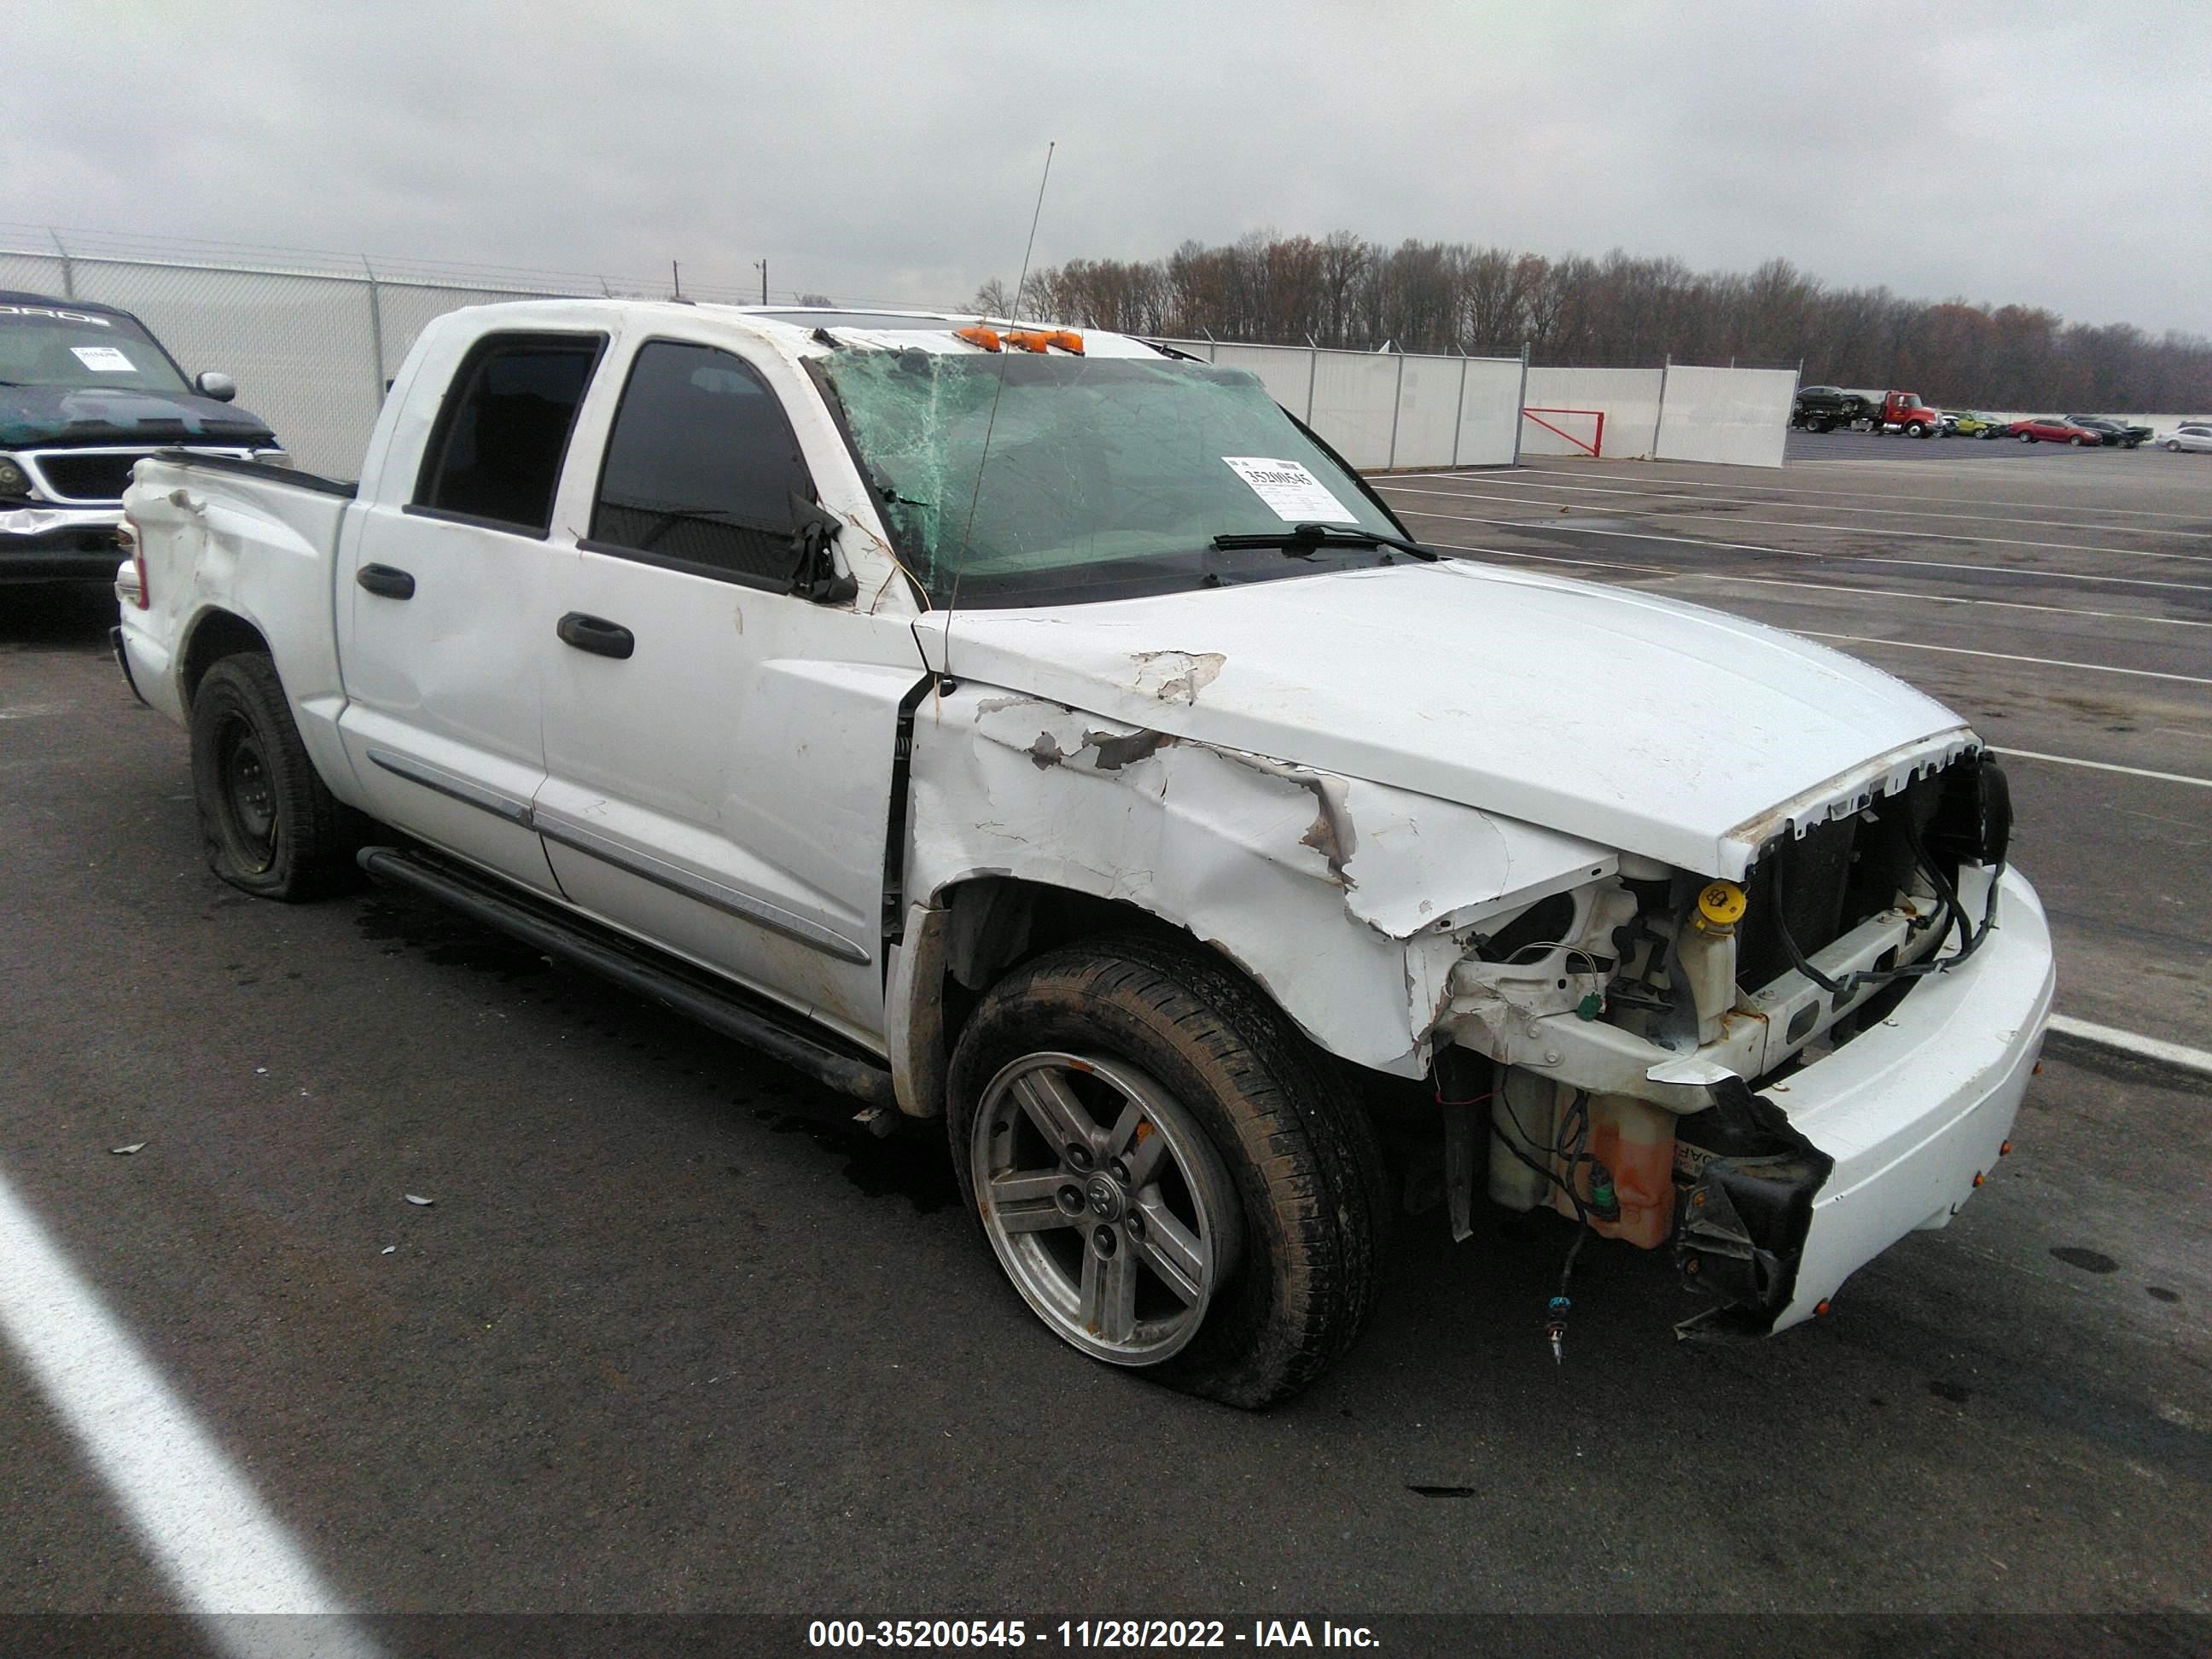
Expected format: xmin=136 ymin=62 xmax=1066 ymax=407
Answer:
xmin=189 ymin=654 xmax=355 ymax=900
xmin=948 ymin=937 xmax=1388 ymax=1409
xmin=2019 ymin=431 xmax=2036 ymax=443
xmin=2071 ymin=434 xmax=2089 ymax=446
xmin=1909 ymin=422 xmax=1931 ymax=438
xmin=2168 ymin=439 xmax=2183 ymax=452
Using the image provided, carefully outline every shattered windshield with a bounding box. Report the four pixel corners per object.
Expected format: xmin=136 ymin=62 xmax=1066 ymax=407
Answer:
xmin=810 ymin=352 xmax=1406 ymax=607
xmin=0 ymin=304 xmax=190 ymax=395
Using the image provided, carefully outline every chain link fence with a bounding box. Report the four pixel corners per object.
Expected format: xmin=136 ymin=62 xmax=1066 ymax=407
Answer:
xmin=4 ymin=229 xmax=1801 ymax=474
xmin=1 ymin=230 xmax=778 ymax=474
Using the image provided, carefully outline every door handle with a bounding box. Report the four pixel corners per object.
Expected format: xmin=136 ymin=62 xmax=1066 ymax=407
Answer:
xmin=356 ymin=563 xmax=416 ymax=600
xmin=557 ymin=612 xmax=635 ymax=660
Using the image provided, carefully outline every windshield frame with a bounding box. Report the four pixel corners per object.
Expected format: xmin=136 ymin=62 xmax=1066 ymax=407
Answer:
xmin=803 ymin=346 xmax=1416 ymax=611
xmin=0 ymin=300 xmax=194 ymax=395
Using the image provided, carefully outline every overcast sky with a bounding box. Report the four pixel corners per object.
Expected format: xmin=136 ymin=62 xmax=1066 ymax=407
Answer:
xmin=3 ymin=4 xmax=2206 ymax=334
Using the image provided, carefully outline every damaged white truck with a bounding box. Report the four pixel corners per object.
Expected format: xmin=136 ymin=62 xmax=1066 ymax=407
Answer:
xmin=115 ymin=300 xmax=2054 ymax=1406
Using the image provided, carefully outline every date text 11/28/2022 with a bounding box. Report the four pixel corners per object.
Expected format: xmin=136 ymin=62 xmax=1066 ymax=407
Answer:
xmin=806 ymin=1619 xmax=1379 ymax=1649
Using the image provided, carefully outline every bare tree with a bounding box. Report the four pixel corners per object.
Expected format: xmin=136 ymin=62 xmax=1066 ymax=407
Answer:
xmin=1005 ymin=230 xmax=2212 ymax=409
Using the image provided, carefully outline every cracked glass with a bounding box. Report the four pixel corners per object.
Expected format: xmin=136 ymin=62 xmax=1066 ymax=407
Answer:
xmin=812 ymin=352 xmax=1406 ymax=608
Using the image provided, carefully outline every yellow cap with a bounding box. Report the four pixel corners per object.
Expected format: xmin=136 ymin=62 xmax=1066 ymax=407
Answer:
xmin=1697 ymin=881 xmax=1747 ymax=927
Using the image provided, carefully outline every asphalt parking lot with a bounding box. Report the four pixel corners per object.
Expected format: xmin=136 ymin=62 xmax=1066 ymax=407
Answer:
xmin=2 ymin=434 xmax=2208 ymax=1644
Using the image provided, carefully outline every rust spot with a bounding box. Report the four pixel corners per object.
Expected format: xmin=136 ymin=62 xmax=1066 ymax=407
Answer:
xmin=1301 ymin=810 xmax=1349 ymax=875
xmin=1129 ymin=649 xmax=1225 ymax=705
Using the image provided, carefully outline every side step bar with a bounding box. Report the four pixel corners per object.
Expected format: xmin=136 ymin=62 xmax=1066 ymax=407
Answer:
xmin=358 ymin=845 xmax=896 ymax=1110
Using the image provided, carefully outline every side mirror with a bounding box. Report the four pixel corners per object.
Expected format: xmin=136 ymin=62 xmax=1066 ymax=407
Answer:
xmin=786 ymin=492 xmax=856 ymax=605
xmin=194 ymin=371 xmax=237 ymax=403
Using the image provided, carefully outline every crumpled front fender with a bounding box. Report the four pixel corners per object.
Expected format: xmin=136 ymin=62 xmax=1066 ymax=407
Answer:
xmin=902 ymin=682 xmax=1616 ymax=1074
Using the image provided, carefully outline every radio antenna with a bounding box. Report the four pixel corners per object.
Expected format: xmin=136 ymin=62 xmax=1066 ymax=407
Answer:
xmin=942 ymin=140 xmax=1055 ymax=668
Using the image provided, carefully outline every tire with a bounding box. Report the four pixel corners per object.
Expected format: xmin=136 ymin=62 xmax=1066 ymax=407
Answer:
xmin=2019 ymin=431 xmax=2036 ymax=443
xmin=1909 ymin=422 xmax=1930 ymax=439
xmin=2168 ymin=440 xmax=2183 ymax=452
xmin=947 ymin=935 xmax=1389 ymax=1409
xmin=189 ymin=653 xmax=355 ymax=900
xmin=1811 ymin=419 xmax=1833 ymax=434
xmin=2070 ymin=434 xmax=2089 ymax=446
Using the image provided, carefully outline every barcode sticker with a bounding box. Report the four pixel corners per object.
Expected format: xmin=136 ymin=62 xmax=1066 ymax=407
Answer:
xmin=1221 ymin=456 xmax=1358 ymax=524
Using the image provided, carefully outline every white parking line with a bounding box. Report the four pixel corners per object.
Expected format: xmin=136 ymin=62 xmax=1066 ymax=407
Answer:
xmin=1987 ymin=748 xmax=2212 ymax=789
xmin=1464 ymin=463 xmax=2212 ymax=523
xmin=2046 ymin=1016 xmax=2212 ymax=1080
xmin=1393 ymin=502 xmax=1819 ymax=556
xmin=1852 ymin=557 xmax=2212 ymax=594
xmin=1686 ymin=570 xmax=2212 ymax=631
xmin=0 ymin=1163 xmax=383 ymax=1655
xmin=1794 ymin=632 xmax=2212 ymax=686
xmin=1393 ymin=470 xmax=2212 ymax=540
xmin=1382 ymin=485 xmax=2212 ymax=566
xmin=1398 ymin=512 xmax=2212 ymax=631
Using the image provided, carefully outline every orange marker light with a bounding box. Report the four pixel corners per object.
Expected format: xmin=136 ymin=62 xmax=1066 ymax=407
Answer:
xmin=1814 ymin=1300 xmax=1831 ymax=1317
xmin=1999 ymin=1140 xmax=2012 ymax=1156
xmin=954 ymin=325 xmax=1002 ymax=352
xmin=1972 ymin=1171 xmax=1986 ymax=1187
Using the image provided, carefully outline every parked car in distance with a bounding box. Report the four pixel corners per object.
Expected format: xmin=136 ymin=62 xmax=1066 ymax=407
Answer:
xmin=2 ymin=293 xmax=285 ymax=583
xmin=2164 ymin=423 xmax=2212 ymax=453
xmin=1790 ymin=385 xmax=1878 ymax=431
xmin=2006 ymin=416 xmax=2104 ymax=445
xmin=2064 ymin=415 xmax=2151 ymax=450
xmin=1941 ymin=410 xmax=2005 ymax=439
xmin=117 ymin=300 xmax=2053 ymax=1406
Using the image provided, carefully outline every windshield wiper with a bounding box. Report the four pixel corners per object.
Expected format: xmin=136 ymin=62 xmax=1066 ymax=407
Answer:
xmin=1212 ymin=522 xmax=1436 ymax=561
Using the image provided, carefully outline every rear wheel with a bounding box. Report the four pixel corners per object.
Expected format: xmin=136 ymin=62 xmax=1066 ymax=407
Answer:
xmin=189 ymin=654 xmax=355 ymax=900
xmin=948 ymin=936 xmax=1388 ymax=1409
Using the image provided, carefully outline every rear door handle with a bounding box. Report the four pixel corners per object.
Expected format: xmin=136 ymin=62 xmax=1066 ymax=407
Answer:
xmin=557 ymin=612 xmax=635 ymax=660
xmin=356 ymin=563 xmax=416 ymax=600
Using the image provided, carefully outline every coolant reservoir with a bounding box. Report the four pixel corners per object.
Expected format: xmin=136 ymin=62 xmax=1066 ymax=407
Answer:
xmin=1551 ymin=1092 xmax=1678 ymax=1250
xmin=1675 ymin=881 xmax=1746 ymax=1045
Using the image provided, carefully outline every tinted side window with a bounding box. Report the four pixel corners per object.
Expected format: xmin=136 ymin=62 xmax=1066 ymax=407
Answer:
xmin=587 ymin=341 xmax=812 ymax=585
xmin=415 ymin=333 xmax=602 ymax=534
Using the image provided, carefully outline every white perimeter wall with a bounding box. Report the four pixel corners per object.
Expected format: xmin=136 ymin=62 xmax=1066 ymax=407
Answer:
xmin=1522 ymin=367 xmax=1665 ymax=459
xmin=0 ymin=245 xmax=1818 ymax=476
xmin=1656 ymin=365 xmax=1799 ymax=468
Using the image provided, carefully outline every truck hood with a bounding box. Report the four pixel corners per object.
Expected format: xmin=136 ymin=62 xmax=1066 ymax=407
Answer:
xmin=917 ymin=560 xmax=1976 ymax=880
xmin=0 ymin=383 xmax=276 ymax=449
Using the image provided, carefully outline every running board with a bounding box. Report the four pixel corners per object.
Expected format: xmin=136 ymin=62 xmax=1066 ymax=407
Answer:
xmin=357 ymin=845 xmax=896 ymax=1110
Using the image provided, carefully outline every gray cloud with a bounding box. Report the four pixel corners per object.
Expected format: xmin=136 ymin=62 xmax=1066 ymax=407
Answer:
xmin=3 ymin=3 xmax=2203 ymax=332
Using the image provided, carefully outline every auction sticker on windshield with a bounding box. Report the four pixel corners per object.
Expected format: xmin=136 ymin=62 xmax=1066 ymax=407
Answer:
xmin=70 ymin=345 xmax=137 ymax=372
xmin=1221 ymin=457 xmax=1357 ymax=523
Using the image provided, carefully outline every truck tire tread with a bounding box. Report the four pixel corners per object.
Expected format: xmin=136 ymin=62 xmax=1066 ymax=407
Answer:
xmin=947 ymin=934 xmax=1389 ymax=1409
xmin=189 ymin=653 xmax=356 ymax=901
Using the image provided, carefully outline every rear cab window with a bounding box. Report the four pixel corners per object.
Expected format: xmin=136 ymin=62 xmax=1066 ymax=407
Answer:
xmin=411 ymin=332 xmax=605 ymax=537
xmin=580 ymin=339 xmax=815 ymax=590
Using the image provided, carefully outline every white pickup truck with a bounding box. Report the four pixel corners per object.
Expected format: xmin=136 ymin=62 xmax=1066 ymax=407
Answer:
xmin=117 ymin=300 xmax=2054 ymax=1406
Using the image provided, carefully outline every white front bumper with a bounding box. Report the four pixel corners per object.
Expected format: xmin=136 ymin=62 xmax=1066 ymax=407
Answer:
xmin=1765 ymin=865 xmax=2054 ymax=1329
